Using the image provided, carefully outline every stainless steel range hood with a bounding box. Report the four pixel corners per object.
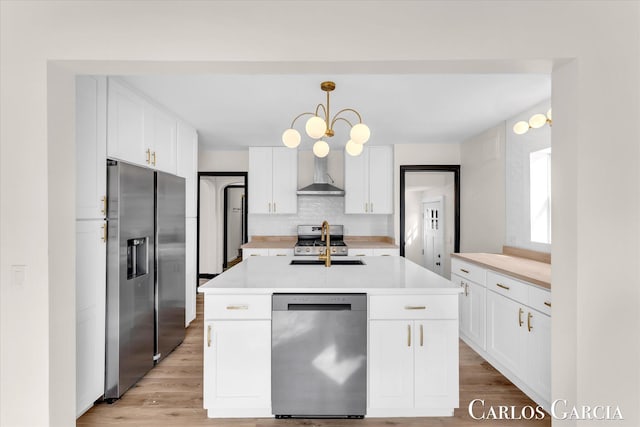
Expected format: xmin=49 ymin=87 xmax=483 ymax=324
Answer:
xmin=297 ymin=157 xmax=344 ymax=196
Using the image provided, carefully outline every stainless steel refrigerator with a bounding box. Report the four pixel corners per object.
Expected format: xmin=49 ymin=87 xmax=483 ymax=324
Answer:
xmin=105 ymin=160 xmax=185 ymax=400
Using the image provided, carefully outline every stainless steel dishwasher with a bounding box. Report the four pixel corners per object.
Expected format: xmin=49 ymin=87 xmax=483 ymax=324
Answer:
xmin=271 ymin=293 xmax=367 ymax=418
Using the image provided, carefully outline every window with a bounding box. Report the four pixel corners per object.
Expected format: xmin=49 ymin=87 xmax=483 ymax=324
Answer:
xmin=530 ymin=147 xmax=551 ymax=244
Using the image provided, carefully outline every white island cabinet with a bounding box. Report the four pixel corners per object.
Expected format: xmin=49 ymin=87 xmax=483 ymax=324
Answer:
xmin=199 ymin=256 xmax=462 ymax=418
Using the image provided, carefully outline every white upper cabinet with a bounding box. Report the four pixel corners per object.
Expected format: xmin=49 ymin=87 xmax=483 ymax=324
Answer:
xmin=76 ymin=75 xmax=107 ymax=220
xmin=248 ymin=147 xmax=297 ymax=214
xmin=177 ymin=122 xmax=198 ymax=218
xmin=345 ymin=146 xmax=393 ymax=214
xmin=107 ymin=79 xmax=146 ymax=165
xmin=107 ymin=78 xmax=177 ymax=173
xmin=145 ymin=104 xmax=177 ymax=174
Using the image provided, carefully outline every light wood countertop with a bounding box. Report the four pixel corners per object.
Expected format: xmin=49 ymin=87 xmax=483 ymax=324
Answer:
xmin=451 ymin=252 xmax=551 ymax=290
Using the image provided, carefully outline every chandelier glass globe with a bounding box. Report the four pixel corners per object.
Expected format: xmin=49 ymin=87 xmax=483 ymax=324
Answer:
xmin=312 ymin=140 xmax=330 ymax=158
xmin=350 ymin=123 xmax=371 ymax=144
xmin=512 ymin=121 xmax=530 ymax=135
xmin=529 ymin=113 xmax=547 ymax=129
xmin=306 ymin=116 xmax=327 ymax=139
xmin=282 ymin=128 xmax=301 ymax=148
xmin=345 ymin=140 xmax=363 ymax=156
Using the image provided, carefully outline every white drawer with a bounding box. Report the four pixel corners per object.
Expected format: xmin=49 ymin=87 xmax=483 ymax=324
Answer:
xmin=205 ymin=294 xmax=271 ymax=320
xmin=348 ymin=248 xmax=374 ymax=257
xmin=372 ymin=248 xmax=399 ymax=256
xmin=528 ymin=285 xmax=552 ymax=316
xmin=268 ymin=248 xmax=294 ymax=257
xmin=486 ymin=271 xmax=528 ymax=305
xmin=242 ymin=248 xmax=269 ymax=257
xmin=451 ymin=258 xmax=486 ymax=286
xmin=369 ymin=295 xmax=458 ymax=320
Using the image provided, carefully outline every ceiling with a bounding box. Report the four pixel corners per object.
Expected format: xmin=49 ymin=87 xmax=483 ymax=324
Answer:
xmin=121 ymin=74 xmax=550 ymax=151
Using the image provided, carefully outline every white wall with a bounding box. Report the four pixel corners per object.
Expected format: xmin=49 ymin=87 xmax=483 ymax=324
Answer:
xmin=1 ymin=2 xmax=639 ymax=426
xmin=505 ymin=99 xmax=552 ymax=252
xmin=460 ymin=123 xmax=506 ymax=253
xmin=199 ymin=149 xmax=248 ymax=172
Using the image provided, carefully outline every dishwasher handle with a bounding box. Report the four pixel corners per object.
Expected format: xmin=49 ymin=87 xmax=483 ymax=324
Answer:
xmin=287 ymin=303 xmax=352 ymax=311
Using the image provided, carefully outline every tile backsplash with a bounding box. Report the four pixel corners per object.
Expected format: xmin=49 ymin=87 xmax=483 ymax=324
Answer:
xmin=248 ymin=196 xmax=393 ymax=237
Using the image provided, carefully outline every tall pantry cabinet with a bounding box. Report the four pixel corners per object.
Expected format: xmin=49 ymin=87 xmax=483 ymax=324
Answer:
xmin=75 ymin=76 xmax=199 ymax=417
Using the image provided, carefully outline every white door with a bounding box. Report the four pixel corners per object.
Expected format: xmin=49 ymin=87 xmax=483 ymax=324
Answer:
xmin=204 ymin=320 xmax=271 ymax=411
xmin=76 ymin=75 xmax=107 ymax=220
xmin=271 ymin=147 xmax=297 ymax=214
xmin=76 ymin=220 xmax=106 ymax=416
xmin=486 ymin=290 xmax=526 ymax=377
xmin=423 ymin=198 xmax=444 ymax=276
xmin=368 ymin=146 xmax=393 ymax=214
xmin=344 ymin=148 xmax=368 ymax=214
xmin=368 ymin=320 xmax=414 ymax=409
xmin=414 ymin=320 xmax=459 ymax=409
xmin=248 ymin=147 xmax=273 ymax=214
xmin=525 ymin=309 xmax=551 ymax=402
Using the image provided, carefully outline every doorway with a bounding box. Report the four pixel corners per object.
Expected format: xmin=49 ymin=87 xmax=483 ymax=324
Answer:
xmin=400 ymin=165 xmax=460 ymax=279
xmin=197 ymin=172 xmax=248 ymax=278
xmin=223 ymin=185 xmax=245 ymax=269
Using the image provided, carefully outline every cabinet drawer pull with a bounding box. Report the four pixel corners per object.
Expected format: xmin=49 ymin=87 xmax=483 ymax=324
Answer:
xmin=355 ymin=254 xmax=367 ymax=257
xmin=146 ymin=148 xmax=151 ymax=164
xmin=207 ymin=325 xmax=212 ymax=347
xmin=226 ymin=305 xmax=248 ymax=310
xmin=518 ymin=308 xmax=524 ymax=327
xmin=364 ymin=202 xmax=368 ymax=213
xmin=420 ymin=324 xmax=424 ymax=347
xmin=381 ymin=254 xmax=391 ymax=256
xmin=407 ymin=324 xmax=411 ymax=347
xmin=464 ymin=283 xmax=469 ymax=297
xmin=527 ymin=312 xmax=533 ymax=332
xmin=275 ymin=254 xmax=287 ymax=256
xmin=370 ymin=202 xmax=374 ymax=212
xmin=152 ymin=151 xmax=157 ymax=166
xmin=268 ymin=202 xmax=271 ymax=213
xmin=250 ymin=254 xmax=260 ymax=256
xmin=496 ymin=283 xmax=510 ymax=291
xmin=101 ymin=223 xmax=107 ymax=242
xmin=460 ymin=268 xmax=469 ymax=274
xmin=544 ymin=301 xmax=551 ymax=308
xmin=101 ymin=195 xmax=107 ymax=216
xmin=405 ymin=305 xmax=426 ymax=310
xmin=273 ymin=202 xmax=276 ymax=212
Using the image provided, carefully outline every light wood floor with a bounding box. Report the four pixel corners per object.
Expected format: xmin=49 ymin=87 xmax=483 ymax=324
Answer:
xmin=78 ymin=294 xmax=550 ymax=426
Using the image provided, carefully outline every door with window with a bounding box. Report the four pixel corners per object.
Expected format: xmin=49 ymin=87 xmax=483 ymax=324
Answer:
xmin=423 ymin=198 xmax=444 ymax=276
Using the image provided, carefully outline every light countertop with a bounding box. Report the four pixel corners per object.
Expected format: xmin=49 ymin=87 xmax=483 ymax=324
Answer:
xmin=198 ymin=256 xmax=460 ymax=295
xmin=451 ymin=252 xmax=551 ymax=289
xmin=241 ymin=236 xmax=398 ymax=249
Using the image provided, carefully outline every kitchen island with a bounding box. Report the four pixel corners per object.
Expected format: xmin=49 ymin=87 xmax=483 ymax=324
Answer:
xmin=198 ymin=256 xmax=462 ymax=418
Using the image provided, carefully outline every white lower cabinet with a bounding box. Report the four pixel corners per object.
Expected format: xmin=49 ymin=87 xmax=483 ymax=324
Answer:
xmin=454 ymin=273 xmax=486 ymax=350
xmin=368 ymin=295 xmax=459 ymax=417
xmin=203 ymin=295 xmax=271 ymax=417
xmin=486 ymin=289 xmax=551 ymax=409
xmin=75 ymin=220 xmax=106 ymax=417
xmin=242 ymin=248 xmax=294 ymax=257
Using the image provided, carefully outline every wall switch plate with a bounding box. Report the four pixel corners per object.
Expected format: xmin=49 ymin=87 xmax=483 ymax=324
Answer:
xmin=11 ymin=265 xmax=27 ymax=287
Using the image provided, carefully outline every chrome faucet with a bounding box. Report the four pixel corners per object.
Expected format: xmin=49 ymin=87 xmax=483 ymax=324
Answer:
xmin=319 ymin=220 xmax=331 ymax=267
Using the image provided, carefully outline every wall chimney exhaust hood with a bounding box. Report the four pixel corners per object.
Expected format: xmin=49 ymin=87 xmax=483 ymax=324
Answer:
xmin=297 ymin=157 xmax=344 ymax=196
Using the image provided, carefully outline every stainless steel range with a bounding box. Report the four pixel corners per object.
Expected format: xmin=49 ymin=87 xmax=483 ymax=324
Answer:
xmin=294 ymin=224 xmax=348 ymax=256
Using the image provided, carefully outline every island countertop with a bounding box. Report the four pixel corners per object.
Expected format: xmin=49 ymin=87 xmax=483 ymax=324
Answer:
xmin=198 ymin=256 xmax=461 ymax=295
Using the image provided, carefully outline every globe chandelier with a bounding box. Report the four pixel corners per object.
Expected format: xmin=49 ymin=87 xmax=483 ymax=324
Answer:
xmin=513 ymin=108 xmax=552 ymax=135
xmin=282 ymin=81 xmax=371 ymax=158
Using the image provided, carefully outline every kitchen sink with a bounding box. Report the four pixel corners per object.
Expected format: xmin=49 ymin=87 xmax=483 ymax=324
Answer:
xmin=289 ymin=259 xmax=365 ymax=266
